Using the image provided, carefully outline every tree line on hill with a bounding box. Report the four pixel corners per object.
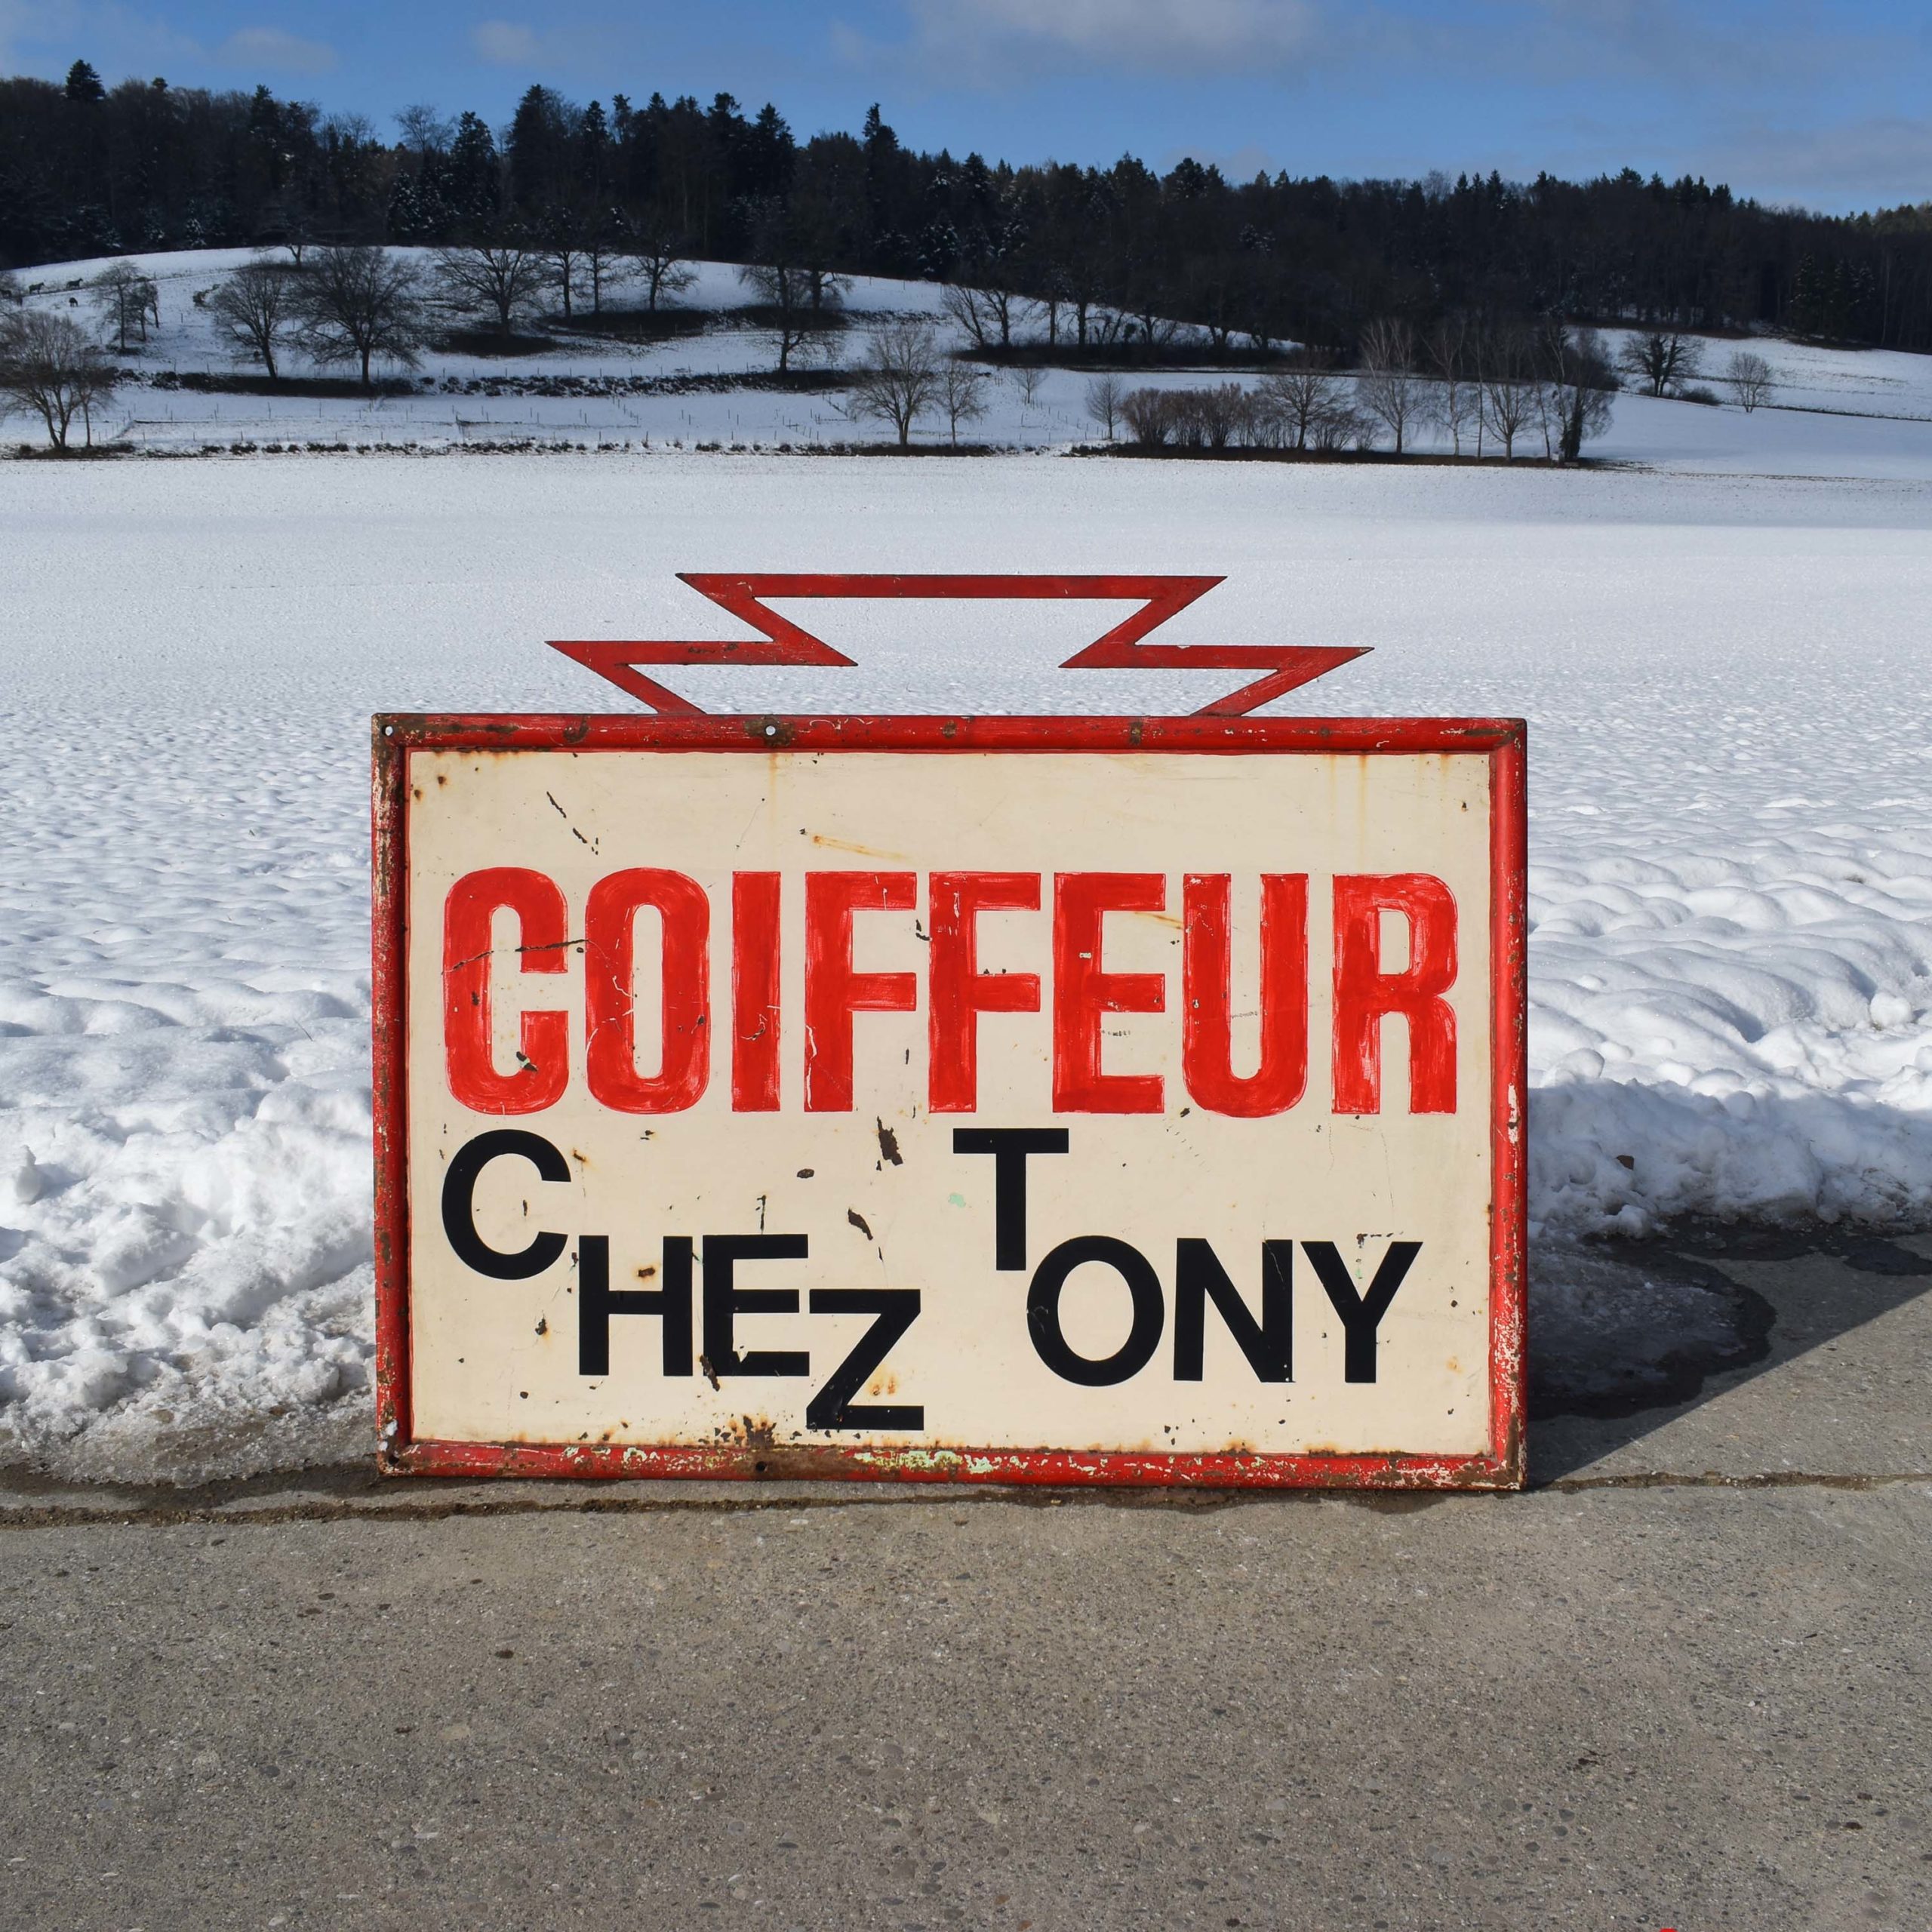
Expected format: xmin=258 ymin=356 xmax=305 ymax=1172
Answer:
xmin=13 ymin=218 xmax=1770 ymax=460
xmin=6 ymin=188 xmax=1779 ymax=457
xmin=4 ymin=187 xmax=1777 ymax=456
xmin=5 ymin=57 xmax=1932 ymax=357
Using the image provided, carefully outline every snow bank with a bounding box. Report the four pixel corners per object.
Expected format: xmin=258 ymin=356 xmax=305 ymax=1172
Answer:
xmin=1529 ymin=827 xmax=1932 ymax=1234
xmin=0 ymin=723 xmax=375 ymax=1477
xmin=2 ymin=452 xmax=1929 ymax=1474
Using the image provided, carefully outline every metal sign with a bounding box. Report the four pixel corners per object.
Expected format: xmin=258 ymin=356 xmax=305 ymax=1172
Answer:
xmin=548 ymin=573 xmax=1369 ymax=715
xmin=374 ymin=710 xmax=1527 ymax=1489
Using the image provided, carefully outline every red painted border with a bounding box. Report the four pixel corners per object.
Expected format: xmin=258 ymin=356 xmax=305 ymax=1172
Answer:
xmin=371 ymin=712 xmax=1528 ymax=1489
xmin=371 ymin=718 xmax=414 ymax=1463
xmin=548 ymin=573 xmax=1371 ymax=718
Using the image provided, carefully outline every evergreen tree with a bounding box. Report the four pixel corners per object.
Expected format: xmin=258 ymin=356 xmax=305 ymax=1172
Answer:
xmin=445 ymin=111 xmax=501 ymax=229
xmin=578 ymin=100 xmax=610 ymax=199
xmin=507 ymin=85 xmax=574 ymax=211
xmin=1789 ymin=254 xmax=1825 ymax=337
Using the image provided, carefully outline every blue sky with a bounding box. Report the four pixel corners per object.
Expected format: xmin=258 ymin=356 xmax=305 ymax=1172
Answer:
xmin=2 ymin=1 xmax=1926 ymax=213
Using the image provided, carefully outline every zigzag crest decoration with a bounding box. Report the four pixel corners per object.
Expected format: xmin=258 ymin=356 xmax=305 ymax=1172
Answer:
xmin=549 ymin=574 xmax=1369 ymax=716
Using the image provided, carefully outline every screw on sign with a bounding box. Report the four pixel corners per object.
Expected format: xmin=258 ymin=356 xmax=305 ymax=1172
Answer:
xmin=371 ymin=576 xmax=1527 ymax=1487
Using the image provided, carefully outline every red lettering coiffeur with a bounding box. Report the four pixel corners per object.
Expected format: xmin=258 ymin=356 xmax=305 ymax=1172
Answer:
xmin=441 ymin=869 xmax=1459 ymax=1118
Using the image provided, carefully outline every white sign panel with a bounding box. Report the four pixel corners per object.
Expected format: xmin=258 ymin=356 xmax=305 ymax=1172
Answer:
xmin=374 ymin=715 xmax=1526 ymax=1487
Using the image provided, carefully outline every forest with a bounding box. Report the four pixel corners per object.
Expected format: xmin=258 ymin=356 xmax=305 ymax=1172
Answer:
xmin=5 ymin=56 xmax=1932 ymax=355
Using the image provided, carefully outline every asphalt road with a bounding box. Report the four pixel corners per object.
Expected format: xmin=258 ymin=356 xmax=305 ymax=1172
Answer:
xmin=3 ymin=1230 xmax=1928 ymax=1931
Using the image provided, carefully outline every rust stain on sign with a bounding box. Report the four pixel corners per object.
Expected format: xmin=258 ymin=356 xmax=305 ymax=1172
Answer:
xmin=811 ymin=832 xmax=913 ymax=862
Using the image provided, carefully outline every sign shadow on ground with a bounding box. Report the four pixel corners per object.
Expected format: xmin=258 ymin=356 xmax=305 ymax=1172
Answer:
xmin=1528 ymin=1222 xmax=1932 ymax=1483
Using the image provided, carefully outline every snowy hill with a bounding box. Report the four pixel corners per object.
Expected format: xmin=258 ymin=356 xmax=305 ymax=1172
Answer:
xmin=8 ymin=247 xmax=1932 ymax=478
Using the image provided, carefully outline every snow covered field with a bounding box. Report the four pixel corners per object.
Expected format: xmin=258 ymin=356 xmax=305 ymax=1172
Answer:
xmin=3 ymin=448 xmax=1931 ymax=1478
xmin=9 ymin=246 xmax=1932 ymax=478
xmin=5 ymin=248 xmax=1014 ymax=454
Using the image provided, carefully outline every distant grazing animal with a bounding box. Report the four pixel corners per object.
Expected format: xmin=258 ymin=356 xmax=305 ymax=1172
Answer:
xmin=64 ymin=278 xmax=82 ymax=289
xmin=26 ymin=281 xmax=44 ymax=294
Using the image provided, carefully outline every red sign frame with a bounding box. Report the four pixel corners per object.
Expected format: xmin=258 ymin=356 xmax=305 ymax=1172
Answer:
xmin=548 ymin=572 xmax=1371 ymax=716
xmin=372 ymin=712 xmax=1527 ymax=1489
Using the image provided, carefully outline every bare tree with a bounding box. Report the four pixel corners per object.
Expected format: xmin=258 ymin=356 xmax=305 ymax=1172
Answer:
xmin=783 ymin=183 xmax=852 ymax=317
xmin=434 ymin=237 xmax=549 ymax=339
xmin=941 ymin=282 xmax=994 ymax=352
xmin=941 ymin=281 xmax=1029 ymax=354
xmin=1355 ymin=318 xmax=1423 ymax=454
xmin=297 ymin=245 xmax=426 ymax=389
xmin=0 ymin=309 xmax=120 ymax=448
xmin=534 ymin=208 xmax=586 ymax=320
xmin=276 ymin=209 xmax=318 ymax=269
xmin=1124 ymin=265 xmax=1179 ymax=355
xmin=1035 ymin=263 xmax=1070 ymax=347
xmin=1256 ymin=350 xmax=1342 ymax=451
xmin=1480 ymin=329 xmax=1539 ymax=458
xmin=1309 ymin=399 xmax=1367 ymax=453
xmin=1169 ymin=383 xmax=1251 ymax=450
xmin=793 ymin=224 xmax=851 ymax=318
xmin=1011 ymin=363 xmax=1046 ymax=408
xmin=1467 ymin=326 xmax=1486 ymax=457
xmin=1060 ymin=243 xmax=1112 ymax=350
xmin=209 ymin=259 xmax=297 ymax=380
xmin=1188 ymin=253 xmax=1247 ymax=360
xmin=1 ymin=269 xmax=24 ymax=309
xmin=1084 ymin=371 xmax=1124 ymax=440
xmin=802 ymin=260 xmax=851 ymax=314
xmin=1540 ymin=321 xmax=1617 ymax=462
xmin=842 ymin=319 xmax=942 ymax=448
xmin=626 ymin=218 xmax=696 ymax=312
xmin=395 ymin=104 xmax=453 ymax=154
xmin=1426 ymin=315 xmax=1478 ymax=456
xmin=1616 ymin=329 xmax=1703 ymax=398
xmin=89 ymin=262 xmax=158 ymax=352
xmin=1121 ymin=387 xmax=1177 ymax=448
xmin=938 ymin=361 xmax=992 ymax=445
xmin=577 ymin=211 xmax=634 ymax=316
xmin=737 ymin=261 xmax=820 ymax=373
xmin=1727 ymin=349 xmax=1775 ymax=413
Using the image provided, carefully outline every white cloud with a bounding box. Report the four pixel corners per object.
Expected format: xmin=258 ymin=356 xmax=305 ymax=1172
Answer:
xmin=903 ymin=0 xmax=1321 ymax=75
xmin=0 ymin=0 xmax=245 ymax=82
xmin=472 ymin=19 xmax=542 ymax=66
xmin=865 ymin=0 xmax=1886 ymax=98
xmin=0 ymin=0 xmax=125 ymax=75
xmin=215 ymin=26 xmax=337 ymax=76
